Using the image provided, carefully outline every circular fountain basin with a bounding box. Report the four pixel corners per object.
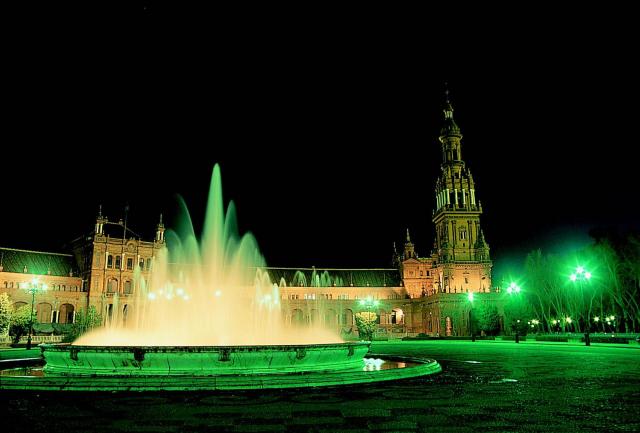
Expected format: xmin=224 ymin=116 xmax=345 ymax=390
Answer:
xmin=0 ymin=343 xmax=442 ymax=391
xmin=40 ymin=342 xmax=371 ymax=376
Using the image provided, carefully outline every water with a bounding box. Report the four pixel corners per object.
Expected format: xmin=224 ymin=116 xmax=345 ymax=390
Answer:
xmin=76 ymin=164 xmax=341 ymax=346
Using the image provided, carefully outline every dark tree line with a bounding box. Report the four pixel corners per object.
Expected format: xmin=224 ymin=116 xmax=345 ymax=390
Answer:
xmin=519 ymin=228 xmax=639 ymax=334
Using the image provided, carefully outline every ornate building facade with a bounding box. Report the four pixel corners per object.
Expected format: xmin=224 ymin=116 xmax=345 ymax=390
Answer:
xmin=1 ymin=96 xmax=501 ymax=338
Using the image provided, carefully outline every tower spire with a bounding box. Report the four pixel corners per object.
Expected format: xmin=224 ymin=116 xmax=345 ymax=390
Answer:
xmin=156 ymin=213 xmax=165 ymax=243
xmin=404 ymin=228 xmax=415 ymax=259
xmin=95 ymin=204 xmax=106 ymax=235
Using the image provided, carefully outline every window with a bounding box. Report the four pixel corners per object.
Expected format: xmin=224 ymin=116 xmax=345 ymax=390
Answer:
xmin=146 ymin=258 xmax=151 ymax=270
xmin=127 ymin=258 xmax=133 ymax=270
xmin=460 ymin=230 xmax=467 ymax=240
xmin=465 ymin=277 xmax=469 ymax=284
xmin=107 ymin=255 xmax=113 ymax=268
xmin=124 ymin=280 xmax=133 ymax=294
xmin=115 ymin=256 xmax=121 ymax=269
xmin=108 ymin=279 xmax=118 ymax=293
xmin=139 ymin=259 xmax=144 ymax=270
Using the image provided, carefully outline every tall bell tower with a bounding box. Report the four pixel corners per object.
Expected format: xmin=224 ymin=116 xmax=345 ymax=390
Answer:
xmin=432 ymin=90 xmax=491 ymax=293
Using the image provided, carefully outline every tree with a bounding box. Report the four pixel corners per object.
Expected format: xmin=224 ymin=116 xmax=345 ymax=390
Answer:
xmin=354 ymin=311 xmax=377 ymax=341
xmin=475 ymin=303 xmax=501 ymax=336
xmin=0 ymin=293 xmax=13 ymax=336
xmin=65 ymin=306 xmax=102 ymax=342
xmin=503 ymin=295 xmax=533 ymax=336
xmin=10 ymin=305 xmax=32 ymax=343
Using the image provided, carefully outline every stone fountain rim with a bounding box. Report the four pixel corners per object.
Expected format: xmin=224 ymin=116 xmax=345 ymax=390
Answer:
xmin=40 ymin=341 xmax=370 ymax=351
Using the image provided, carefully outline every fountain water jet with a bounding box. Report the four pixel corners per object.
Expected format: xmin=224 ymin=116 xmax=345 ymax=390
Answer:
xmin=76 ymin=164 xmax=340 ymax=346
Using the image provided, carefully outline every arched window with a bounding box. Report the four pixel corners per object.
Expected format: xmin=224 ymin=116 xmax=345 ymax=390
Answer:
xmin=324 ymin=309 xmax=337 ymax=327
xmin=59 ymin=304 xmax=75 ymax=324
xmin=37 ymin=303 xmax=53 ymax=323
xmin=391 ymin=308 xmax=404 ymax=325
xmin=13 ymin=301 xmax=27 ymax=310
xmin=342 ymin=309 xmax=354 ymax=326
xmin=107 ymin=279 xmax=118 ymax=293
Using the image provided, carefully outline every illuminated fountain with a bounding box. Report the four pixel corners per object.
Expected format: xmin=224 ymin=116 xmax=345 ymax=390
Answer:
xmin=2 ymin=165 xmax=440 ymax=390
xmin=75 ymin=164 xmax=341 ymax=347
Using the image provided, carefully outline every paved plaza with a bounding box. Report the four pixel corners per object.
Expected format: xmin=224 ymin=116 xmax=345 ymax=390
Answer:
xmin=1 ymin=340 xmax=639 ymax=432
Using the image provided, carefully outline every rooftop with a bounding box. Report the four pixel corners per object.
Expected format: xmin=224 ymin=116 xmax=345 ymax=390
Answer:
xmin=0 ymin=247 xmax=79 ymax=277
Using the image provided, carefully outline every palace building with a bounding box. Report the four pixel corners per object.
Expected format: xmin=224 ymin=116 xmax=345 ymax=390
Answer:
xmin=1 ymin=96 xmax=502 ymax=338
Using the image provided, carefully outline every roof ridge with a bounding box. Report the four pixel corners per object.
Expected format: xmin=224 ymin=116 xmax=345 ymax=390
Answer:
xmin=0 ymin=247 xmax=72 ymax=257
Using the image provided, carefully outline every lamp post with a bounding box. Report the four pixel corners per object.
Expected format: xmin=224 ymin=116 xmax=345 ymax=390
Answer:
xmin=507 ymin=282 xmax=521 ymax=343
xmin=467 ymin=292 xmax=476 ymax=341
xmin=24 ymin=278 xmax=47 ymax=350
xmin=605 ymin=315 xmax=616 ymax=334
xmin=569 ymin=266 xmax=592 ymax=346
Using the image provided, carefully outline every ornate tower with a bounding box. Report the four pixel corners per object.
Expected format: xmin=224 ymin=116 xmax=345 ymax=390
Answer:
xmin=432 ymin=91 xmax=492 ymax=293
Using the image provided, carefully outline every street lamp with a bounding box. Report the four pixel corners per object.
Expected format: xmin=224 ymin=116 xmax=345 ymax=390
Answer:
xmin=529 ymin=319 xmax=540 ymax=333
xmin=467 ymin=292 xmax=476 ymax=341
xmin=506 ymin=282 xmax=522 ymax=342
xmin=506 ymin=282 xmax=521 ymax=295
xmin=24 ymin=278 xmax=47 ymax=350
xmin=358 ymin=296 xmax=380 ymax=311
xmin=605 ymin=315 xmax=616 ymax=334
xmin=569 ymin=265 xmax=592 ymax=346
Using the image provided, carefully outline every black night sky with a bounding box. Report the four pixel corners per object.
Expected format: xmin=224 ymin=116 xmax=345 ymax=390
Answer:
xmin=2 ymin=6 xmax=638 ymax=283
